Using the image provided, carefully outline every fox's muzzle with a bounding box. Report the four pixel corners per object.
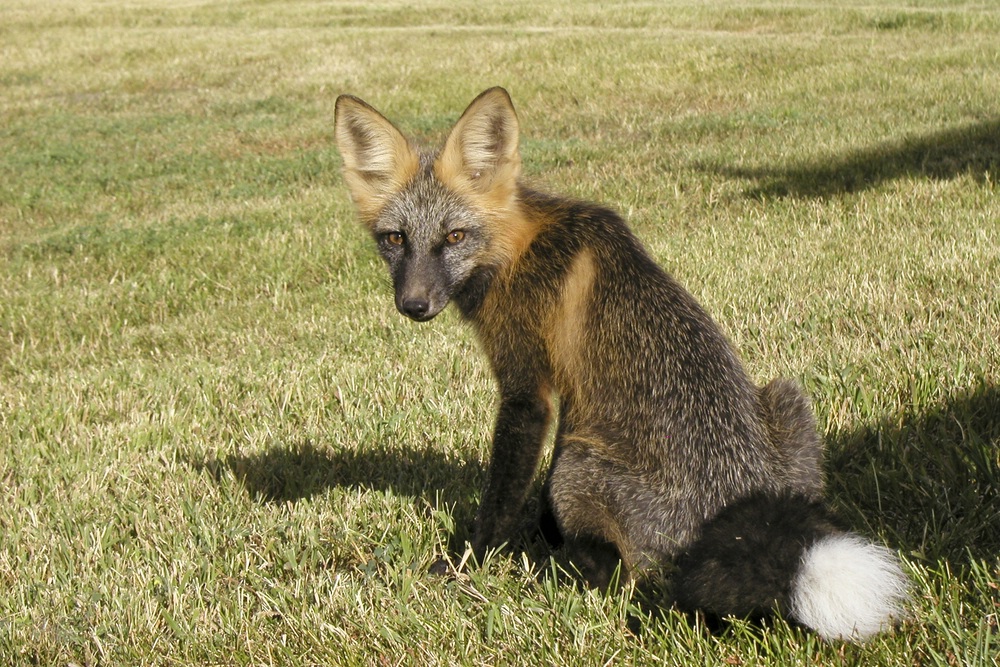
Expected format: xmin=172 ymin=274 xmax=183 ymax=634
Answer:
xmin=394 ymin=259 xmax=449 ymax=322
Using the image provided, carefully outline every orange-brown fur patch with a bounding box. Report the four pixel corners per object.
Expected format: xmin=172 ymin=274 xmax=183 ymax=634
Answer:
xmin=545 ymin=247 xmax=596 ymax=397
xmin=434 ymin=159 xmax=546 ymax=271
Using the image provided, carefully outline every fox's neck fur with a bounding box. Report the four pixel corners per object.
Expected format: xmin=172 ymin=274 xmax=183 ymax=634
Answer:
xmin=451 ymin=182 xmax=565 ymax=320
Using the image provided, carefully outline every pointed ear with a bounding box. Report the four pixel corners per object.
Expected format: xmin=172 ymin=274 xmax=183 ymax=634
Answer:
xmin=334 ymin=95 xmax=420 ymax=221
xmin=435 ymin=87 xmax=521 ymax=196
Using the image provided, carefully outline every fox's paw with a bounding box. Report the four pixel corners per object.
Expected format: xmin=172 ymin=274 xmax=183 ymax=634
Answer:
xmin=428 ymin=558 xmax=454 ymax=577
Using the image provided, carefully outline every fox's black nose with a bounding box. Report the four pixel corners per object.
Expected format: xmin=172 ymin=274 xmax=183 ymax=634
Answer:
xmin=400 ymin=297 xmax=431 ymax=320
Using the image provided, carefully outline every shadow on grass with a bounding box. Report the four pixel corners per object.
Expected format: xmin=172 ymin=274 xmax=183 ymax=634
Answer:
xmin=192 ymin=440 xmax=483 ymax=508
xmin=710 ymin=118 xmax=1000 ymax=198
xmin=188 ymin=384 xmax=997 ymax=576
xmin=825 ymin=382 xmax=1000 ymax=565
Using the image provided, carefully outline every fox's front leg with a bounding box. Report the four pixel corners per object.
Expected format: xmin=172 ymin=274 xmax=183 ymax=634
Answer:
xmin=432 ymin=387 xmax=551 ymax=574
xmin=472 ymin=388 xmax=553 ymax=557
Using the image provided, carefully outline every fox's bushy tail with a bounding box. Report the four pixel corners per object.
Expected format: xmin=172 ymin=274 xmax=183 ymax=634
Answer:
xmin=673 ymin=492 xmax=909 ymax=641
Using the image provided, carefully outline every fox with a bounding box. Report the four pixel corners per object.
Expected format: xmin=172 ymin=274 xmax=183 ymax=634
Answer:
xmin=332 ymin=87 xmax=909 ymax=641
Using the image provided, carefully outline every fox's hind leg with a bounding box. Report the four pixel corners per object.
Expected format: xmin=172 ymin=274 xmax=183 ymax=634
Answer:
xmin=542 ymin=443 xmax=627 ymax=590
xmin=759 ymin=378 xmax=825 ymax=499
xmin=544 ymin=439 xmax=681 ymax=590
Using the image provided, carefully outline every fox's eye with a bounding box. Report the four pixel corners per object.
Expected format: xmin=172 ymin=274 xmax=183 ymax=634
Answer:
xmin=446 ymin=230 xmax=465 ymax=245
xmin=386 ymin=232 xmax=404 ymax=246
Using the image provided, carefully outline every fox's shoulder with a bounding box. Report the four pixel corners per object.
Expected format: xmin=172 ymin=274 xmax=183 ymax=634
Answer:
xmin=515 ymin=185 xmax=653 ymax=273
xmin=516 ymin=186 xmax=634 ymax=245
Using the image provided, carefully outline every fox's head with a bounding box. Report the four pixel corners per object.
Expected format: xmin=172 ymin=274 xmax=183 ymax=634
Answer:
xmin=334 ymin=87 xmax=529 ymax=321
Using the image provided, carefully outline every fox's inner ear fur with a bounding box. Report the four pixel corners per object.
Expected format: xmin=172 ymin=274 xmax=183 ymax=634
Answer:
xmin=334 ymin=95 xmax=420 ymax=222
xmin=436 ymin=87 xmax=522 ymax=197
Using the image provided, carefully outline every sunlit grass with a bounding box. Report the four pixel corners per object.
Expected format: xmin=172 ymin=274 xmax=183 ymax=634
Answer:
xmin=2 ymin=1 xmax=998 ymax=664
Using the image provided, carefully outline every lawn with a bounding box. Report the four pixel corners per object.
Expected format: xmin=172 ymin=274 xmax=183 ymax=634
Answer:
xmin=1 ymin=1 xmax=998 ymax=665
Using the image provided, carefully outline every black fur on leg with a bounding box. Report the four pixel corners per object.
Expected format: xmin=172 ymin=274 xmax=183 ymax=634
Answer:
xmin=559 ymin=535 xmax=624 ymax=592
xmin=536 ymin=484 xmax=565 ymax=549
xmin=673 ymin=491 xmax=844 ymax=621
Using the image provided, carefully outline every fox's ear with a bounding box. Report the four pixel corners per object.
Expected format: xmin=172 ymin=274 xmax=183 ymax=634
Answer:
xmin=334 ymin=95 xmax=420 ymax=221
xmin=436 ymin=87 xmax=521 ymax=196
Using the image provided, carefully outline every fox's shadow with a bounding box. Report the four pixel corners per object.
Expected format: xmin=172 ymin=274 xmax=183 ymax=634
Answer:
xmin=190 ymin=383 xmax=997 ymax=573
xmin=824 ymin=382 xmax=1000 ymax=565
xmin=192 ymin=440 xmax=483 ymax=525
xmin=706 ymin=118 xmax=1000 ymax=198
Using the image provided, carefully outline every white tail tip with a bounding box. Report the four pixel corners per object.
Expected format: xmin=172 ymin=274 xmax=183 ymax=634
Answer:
xmin=790 ymin=533 xmax=910 ymax=641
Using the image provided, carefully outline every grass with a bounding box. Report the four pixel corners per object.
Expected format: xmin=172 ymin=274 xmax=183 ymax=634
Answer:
xmin=1 ymin=0 xmax=998 ymax=664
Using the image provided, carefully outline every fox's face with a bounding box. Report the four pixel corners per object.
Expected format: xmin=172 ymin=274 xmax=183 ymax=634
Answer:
xmin=370 ymin=170 xmax=495 ymax=320
xmin=334 ymin=88 xmax=527 ymax=321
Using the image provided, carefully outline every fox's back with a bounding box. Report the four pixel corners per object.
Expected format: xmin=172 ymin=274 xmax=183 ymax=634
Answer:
xmin=476 ymin=189 xmax=784 ymax=494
